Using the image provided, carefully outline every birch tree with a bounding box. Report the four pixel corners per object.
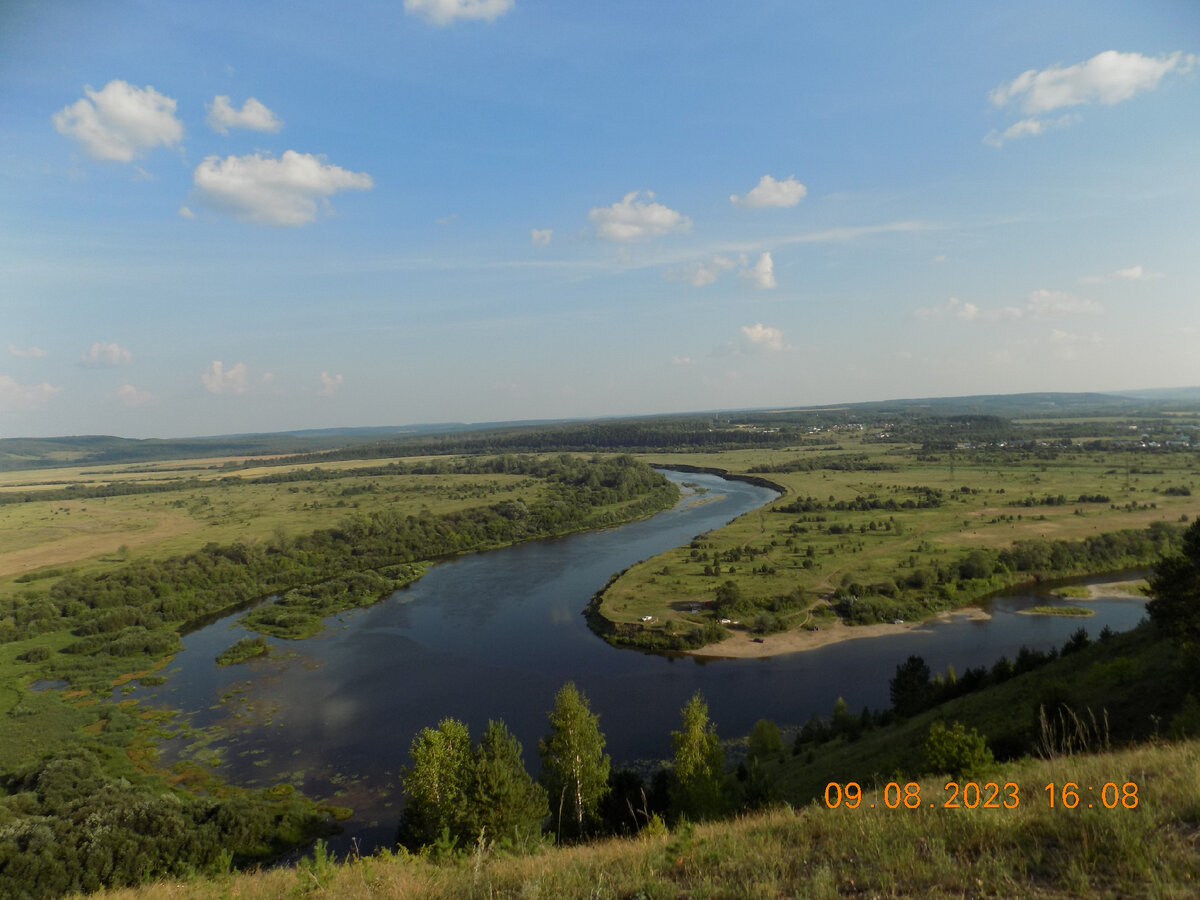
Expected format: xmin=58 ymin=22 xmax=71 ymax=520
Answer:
xmin=538 ymin=682 xmax=611 ymax=841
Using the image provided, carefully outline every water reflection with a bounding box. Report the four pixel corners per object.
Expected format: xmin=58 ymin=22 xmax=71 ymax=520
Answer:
xmin=133 ymin=471 xmax=1147 ymax=852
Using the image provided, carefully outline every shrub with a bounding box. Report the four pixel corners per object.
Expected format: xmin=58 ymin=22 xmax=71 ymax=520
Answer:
xmin=922 ymin=720 xmax=994 ymax=778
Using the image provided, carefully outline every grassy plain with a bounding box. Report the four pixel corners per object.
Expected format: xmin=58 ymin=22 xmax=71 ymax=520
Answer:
xmin=0 ymin=456 xmax=554 ymax=592
xmin=592 ymin=438 xmax=1199 ymax=652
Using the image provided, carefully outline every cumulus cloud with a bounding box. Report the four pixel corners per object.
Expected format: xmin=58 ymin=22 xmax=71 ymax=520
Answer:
xmin=991 ymin=50 xmax=1194 ymax=114
xmin=730 ymin=174 xmax=807 ymax=209
xmin=404 ymin=0 xmax=514 ymax=25
xmin=0 ymin=376 xmax=60 ymax=412
xmin=192 ymin=151 xmax=373 ymax=226
xmin=80 ymin=341 xmax=132 ymax=367
xmin=319 ymin=371 xmax=344 ymax=396
xmin=206 ymin=95 xmax=283 ymax=135
xmin=986 ymin=51 xmax=1194 ymax=145
xmin=1079 ymin=264 xmax=1161 ymax=284
xmin=917 ymin=290 xmax=1099 ymax=323
xmin=983 ymin=113 xmax=1079 ymax=147
xmin=116 ymin=383 xmax=153 ymax=406
xmin=202 ymin=360 xmax=248 ymax=394
xmin=589 ymin=191 xmax=691 ymax=242
xmin=8 ymin=345 xmax=47 ymax=358
xmin=669 ymin=254 xmax=741 ymax=287
xmin=1048 ymin=329 xmax=1103 ymax=360
xmin=739 ymin=323 xmax=785 ymax=353
xmin=52 ymin=80 xmax=183 ymax=162
xmin=530 ymin=228 xmax=552 ymax=247
xmin=178 ymin=205 xmax=195 ymax=219
xmin=741 ymin=252 xmax=777 ymax=289
xmin=1025 ymin=288 xmax=1101 ymax=317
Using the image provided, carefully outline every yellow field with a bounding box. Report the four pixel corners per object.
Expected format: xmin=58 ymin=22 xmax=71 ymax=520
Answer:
xmin=0 ymin=455 xmax=551 ymax=599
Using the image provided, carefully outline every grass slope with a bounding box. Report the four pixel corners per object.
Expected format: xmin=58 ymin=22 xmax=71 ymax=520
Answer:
xmin=85 ymin=738 xmax=1200 ymax=899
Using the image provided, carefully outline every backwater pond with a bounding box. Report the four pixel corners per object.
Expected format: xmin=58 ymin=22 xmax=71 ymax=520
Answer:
xmin=131 ymin=470 xmax=1150 ymax=852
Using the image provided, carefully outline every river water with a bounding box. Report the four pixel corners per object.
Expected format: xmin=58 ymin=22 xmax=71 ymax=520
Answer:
xmin=134 ymin=470 xmax=1149 ymax=851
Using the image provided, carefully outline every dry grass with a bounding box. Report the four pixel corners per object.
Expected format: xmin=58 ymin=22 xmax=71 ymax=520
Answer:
xmin=0 ymin=459 xmax=550 ymax=599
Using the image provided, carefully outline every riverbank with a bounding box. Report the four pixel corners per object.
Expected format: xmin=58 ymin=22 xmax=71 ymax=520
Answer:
xmin=686 ymin=574 xmax=1149 ymax=659
xmin=688 ymin=607 xmax=992 ymax=659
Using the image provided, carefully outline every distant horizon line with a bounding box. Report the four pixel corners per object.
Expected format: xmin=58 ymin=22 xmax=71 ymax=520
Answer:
xmin=5 ymin=384 xmax=1198 ymax=445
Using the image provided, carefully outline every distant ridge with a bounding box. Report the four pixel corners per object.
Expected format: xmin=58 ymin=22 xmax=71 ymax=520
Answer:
xmin=2 ymin=387 xmax=1198 ymax=471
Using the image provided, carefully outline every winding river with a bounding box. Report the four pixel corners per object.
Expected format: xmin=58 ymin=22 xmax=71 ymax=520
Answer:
xmin=134 ymin=470 xmax=1150 ymax=852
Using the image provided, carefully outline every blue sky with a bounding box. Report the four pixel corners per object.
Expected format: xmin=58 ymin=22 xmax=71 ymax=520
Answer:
xmin=2 ymin=0 xmax=1198 ymax=439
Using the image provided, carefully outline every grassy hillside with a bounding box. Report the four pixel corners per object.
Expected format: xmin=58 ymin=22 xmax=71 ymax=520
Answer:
xmin=770 ymin=622 xmax=1195 ymax=807
xmin=84 ymin=737 xmax=1200 ymax=899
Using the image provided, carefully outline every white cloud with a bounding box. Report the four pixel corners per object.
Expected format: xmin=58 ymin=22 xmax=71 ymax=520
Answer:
xmin=0 ymin=376 xmax=60 ymax=412
xmin=192 ymin=150 xmax=374 ymax=226
xmin=1048 ymin=329 xmax=1103 ymax=360
xmin=206 ymin=95 xmax=283 ymax=135
xmin=741 ymin=252 xmax=776 ymax=289
xmin=739 ymin=323 xmax=785 ymax=353
xmin=983 ymin=113 xmax=1080 ymax=147
xmin=671 ymin=356 xmax=695 ymax=366
xmin=1079 ymin=264 xmax=1161 ymax=284
xmin=530 ymin=228 xmax=552 ymax=247
xmin=202 ymin=360 xmax=248 ymax=394
xmin=319 ymin=371 xmax=344 ymax=396
xmin=588 ymin=191 xmax=691 ymax=242
xmin=8 ymin=345 xmax=47 ymax=358
xmin=1113 ymin=265 xmax=1148 ymax=280
xmin=52 ymin=80 xmax=183 ymax=162
xmin=404 ymin=0 xmax=513 ymax=25
xmin=116 ymin=383 xmax=153 ymax=406
xmin=178 ymin=205 xmax=195 ymax=219
xmin=991 ymin=50 xmax=1194 ymax=115
xmin=80 ymin=341 xmax=132 ymax=367
xmin=1025 ymin=288 xmax=1101 ymax=317
xmin=918 ymin=290 xmax=1098 ymax=322
xmin=914 ymin=297 xmax=1023 ymax=322
xmin=730 ymin=174 xmax=807 ymax=209
xmin=669 ymin=253 xmax=741 ymax=287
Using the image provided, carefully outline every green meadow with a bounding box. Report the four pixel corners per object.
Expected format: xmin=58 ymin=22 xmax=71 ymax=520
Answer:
xmin=592 ymin=436 xmax=1198 ymax=651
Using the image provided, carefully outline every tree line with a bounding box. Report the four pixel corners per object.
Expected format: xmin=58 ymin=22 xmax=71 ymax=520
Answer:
xmin=2 ymin=455 xmax=676 ymax=654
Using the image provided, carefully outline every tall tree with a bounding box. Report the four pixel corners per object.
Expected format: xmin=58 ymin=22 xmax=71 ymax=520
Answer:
xmin=468 ymin=720 xmax=548 ymax=849
xmin=746 ymin=718 xmax=783 ymax=763
xmin=397 ymin=717 xmax=473 ymax=850
xmin=1148 ymin=519 xmax=1200 ymax=646
xmin=670 ymin=691 xmax=726 ymax=821
xmin=538 ymin=682 xmax=611 ymax=841
xmin=889 ymin=655 xmax=933 ymax=717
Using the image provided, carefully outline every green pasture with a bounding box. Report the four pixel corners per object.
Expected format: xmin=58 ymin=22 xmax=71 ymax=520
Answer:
xmin=0 ymin=459 xmax=553 ymax=602
xmin=603 ymin=439 xmax=1199 ymax=640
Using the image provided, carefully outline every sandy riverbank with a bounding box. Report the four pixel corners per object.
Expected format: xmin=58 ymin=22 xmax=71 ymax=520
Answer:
xmin=688 ymin=607 xmax=991 ymax=660
xmin=687 ymin=575 xmax=1149 ymax=660
xmin=1079 ymin=578 xmax=1148 ymax=599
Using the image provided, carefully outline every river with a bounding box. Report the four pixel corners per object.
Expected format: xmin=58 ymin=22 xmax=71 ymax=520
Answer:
xmin=133 ymin=470 xmax=1150 ymax=852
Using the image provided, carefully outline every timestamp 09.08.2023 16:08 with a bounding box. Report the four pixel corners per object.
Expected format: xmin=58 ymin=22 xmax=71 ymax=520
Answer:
xmin=823 ymin=781 xmax=1140 ymax=811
